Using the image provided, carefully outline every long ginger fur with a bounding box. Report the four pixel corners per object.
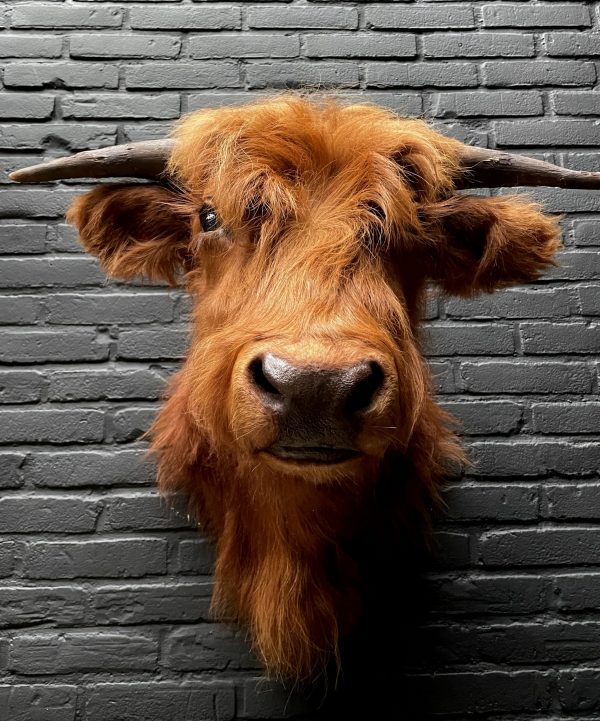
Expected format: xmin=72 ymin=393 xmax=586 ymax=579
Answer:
xmin=67 ymin=95 xmax=561 ymax=682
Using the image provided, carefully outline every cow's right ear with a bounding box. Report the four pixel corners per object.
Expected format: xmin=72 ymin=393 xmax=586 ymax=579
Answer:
xmin=67 ymin=184 xmax=191 ymax=285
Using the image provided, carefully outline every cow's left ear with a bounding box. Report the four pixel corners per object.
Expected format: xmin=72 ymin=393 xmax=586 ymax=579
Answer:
xmin=419 ymin=194 xmax=561 ymax=295
xmin=67 ymin=184 xmax=191 ymax=285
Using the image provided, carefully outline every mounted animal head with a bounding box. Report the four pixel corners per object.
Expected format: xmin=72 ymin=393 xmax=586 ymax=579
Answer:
xmin=13 ymin=95 xmax=600 ymax=681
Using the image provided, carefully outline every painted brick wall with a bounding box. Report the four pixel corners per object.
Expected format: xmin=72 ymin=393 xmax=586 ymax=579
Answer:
xmin=0 ymin=1 xmax=599 ymax=718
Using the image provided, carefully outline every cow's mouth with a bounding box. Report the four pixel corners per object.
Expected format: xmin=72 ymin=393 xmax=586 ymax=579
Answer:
xmin=264 ymin=445 xmax=361 ymax=465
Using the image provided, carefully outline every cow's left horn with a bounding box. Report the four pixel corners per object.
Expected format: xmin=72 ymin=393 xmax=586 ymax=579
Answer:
xmin=9 ymin=139 xmax=175 ymax=183
xmin=457 ymin=146 xmax=600 ymax=189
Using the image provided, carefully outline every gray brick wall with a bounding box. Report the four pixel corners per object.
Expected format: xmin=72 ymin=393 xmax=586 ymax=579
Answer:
xmin=0 ymin=1 xmax=599 ymax=718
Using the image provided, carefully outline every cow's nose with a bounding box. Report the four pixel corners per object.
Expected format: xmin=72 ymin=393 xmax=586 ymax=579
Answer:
xmin=248 ymin=353 xmax=385 ymax=455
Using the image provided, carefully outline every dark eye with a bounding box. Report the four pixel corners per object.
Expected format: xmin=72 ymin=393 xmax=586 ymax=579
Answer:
xmin=199 ymin=205 xmax=221 ymax=232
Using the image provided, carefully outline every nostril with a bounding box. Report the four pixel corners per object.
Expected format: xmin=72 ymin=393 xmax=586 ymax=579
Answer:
xmin=345 ymin=361 xmax=385 ymax=415
xmin=249 ymin=356 xmax=281 ymax=396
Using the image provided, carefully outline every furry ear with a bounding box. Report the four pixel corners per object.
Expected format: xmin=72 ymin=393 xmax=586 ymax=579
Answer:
xmin=67 ymin=184 xmax=190 ymax=285
xmin=419 ymin=194 xmax=562 ymax=296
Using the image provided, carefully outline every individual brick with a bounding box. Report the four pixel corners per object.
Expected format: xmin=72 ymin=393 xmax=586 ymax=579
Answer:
xmin=92 ymin=581 xmax=212 ymax=624
xmin=130 ymin=6 xmax=241 ymax=30
xmin=545 ymin=483 xmax=600 ymax=520
xmin=48 ymin=368 xmax=165 ymax=402
xmin=189 ymin=33 xmax=299 ymax=59
xmin=69 ymin=33 xmax=180 ymax=59
xmin=559 ymin=670 xmax=600 ymax=712
xmin=483 ymin=60 xmax=596 ymax=87
xmin=0 ymin=452 xmax=25 ymax=489
xmin=483 ymin=3 xmax=591 ymax=28
xmin=0 ymin=329 xmax=109 ymax=364
xmin=171 ymin=538 xmax=216 ymax=575
xmin=554 ymin=572 xmax=600 ymax=610
xmin=510 ymin=186 xmax=600 ymax=213
xmin=24 ymin=449 xmax=154 ymax=488
xmin=0 ymin=585 xmax=86 ymax=627
xmin=0 ymin=187 xmax=70 ymax=217
xmin=10 ymin=631 xmax=158 ymax=674
xmin=84 ymin=683 xmax=235 ymax=721
xmin=11 ymin=4 xmax=123 ymax=28
xmin=410 ymin=671 xmax=553 ymax=716
xmin=0 ymin=495 xmax=100 ymax=532
xmin=0 ymin=541 xmax=20 ymax=576
xmin=422 ymin=322 xmax=515 ymax=356
xmin=579 ymin=284 xmax=600 ymax=314
xmin=545 ymin=32 xmax=600 ymax=57
xmin=553 ymin=91 xmax=600 ymax=115
xmin=125 ymin=63 xmax=240 ymax=90
xmin=458 ymin=360 xmax=593 ymax=394
xmin=0 ymin=257 xmax=104 ymax=287
xmin=0 ymin=35 xmax=62 ymax=58
xmin=469 ymin=439 xmax=600 ymax=476
xmin=442 ymin=483 xmax=538 ymax=521
xmin=440 ymin=400 xmax=523 ymax=435
xmin=520 ymin=321 xmax=600 ymax=354
xmin=120 ymin=123 xmax=175 ymax=144
xmin=573 ymin=220 xmax=600 ymax=246
xmin=304 ymin=33 xmax=416 ymax=58
xmin=423 ymin=32 xmax=534 ymax=58
xmin=117 ymin=328 xmax=189 ymax=360
xmin=0 ymin=370 xmax=45 ymax=403
xmin=46 ymin=224 xmax=81 ymax=253
xmin=112 ymin=407 xmax=158 ymax=443
xmin=422 ymin=620 xmax=600 ymax=666
xmin=432 ymin=531 xmax=472 ymax=569
xmin=0 ymin=408 xmax=105 ymax=444
xmin=445 ymin=287 xmax=571 ymax=317
xmin=0 ymin=686 xmax=77 ymax=721
xmin=0 ymin=94 xmax=54 ymax=120
xmin=0 ymin=296 xmax=42 ymax=324
xmin=545 ymin=250 xmax=600 ymax=280
xmin=247 ymin=61 xmax=359 ymax=89
xmin=163 ymin=626 xmax=258 ymax=671
xmin=477 ymin=527 xmax=600 ymax=566
xmin=61 ymin=93 xmax=181 ymax=120
xmin=0 ymin=125 xmax=116 ymax=151
xmin=366 ymin=62 xmax=478 ymax=88
xmin=495 ymin=119 xmax=600 ymax=147
xmin=103 ymin=492 xmax=193 ymax=531
xmin=248 ymin=7 xmax=358 ymax=30
xmin=0 ymin=224 xmax=46 ymax=254
xmin=427 ymin=573 xmax=549 ymax=616
xmin=532 ymin=402 xmax=600 ymax=434
xmin=46 ymin=292 xmax=176 ymax=324
xmin=366 ymin=5 xmax=475 ymax=29
xmin=432 ymin=90 xmax=542 ymax=117
xmin=4 ymin=63 xmax=118 ymax=88
xmin=332 ymin=91 xmax=423 ymax=115
xmin=186 ymin=92 xmax=265 ymax=111
xmin=22 ymin=538 xmax=168 ymax=579
xmin=559 ymin=152 xmax=600 ymax=172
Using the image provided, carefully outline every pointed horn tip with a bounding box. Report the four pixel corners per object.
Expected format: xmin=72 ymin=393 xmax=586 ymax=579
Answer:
xmin=9 ymin=170 xmax=29 ymax=183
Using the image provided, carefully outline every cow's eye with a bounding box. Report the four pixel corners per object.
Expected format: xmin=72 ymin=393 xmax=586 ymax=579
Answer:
xmin=199 ymin=205 xmax=221 ymax=232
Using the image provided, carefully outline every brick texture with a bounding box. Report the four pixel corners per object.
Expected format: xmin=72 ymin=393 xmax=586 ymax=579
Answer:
xmin=1 ymin=2 xmax=599 ymax=719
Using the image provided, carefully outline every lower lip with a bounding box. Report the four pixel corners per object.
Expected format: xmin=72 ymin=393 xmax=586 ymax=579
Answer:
xmin=263 ymin=447 xmax=361 ymax=465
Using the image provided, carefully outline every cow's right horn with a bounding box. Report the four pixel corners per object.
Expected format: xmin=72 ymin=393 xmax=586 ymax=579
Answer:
xmin=9 ymin=139 xmax=175 ymax=183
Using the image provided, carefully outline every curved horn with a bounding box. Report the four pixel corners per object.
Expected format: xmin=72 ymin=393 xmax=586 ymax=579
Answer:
xmin=9 ymin=139 xmax=175 ymax=183
xmin=457 ymin=146 xmax=600 ymax=190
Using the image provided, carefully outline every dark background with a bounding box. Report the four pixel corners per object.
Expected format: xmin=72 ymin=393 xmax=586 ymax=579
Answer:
xmin=1 ymin=1 xmax=599 ymax=718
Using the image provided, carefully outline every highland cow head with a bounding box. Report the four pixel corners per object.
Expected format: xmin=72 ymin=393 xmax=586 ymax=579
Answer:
xmin=13 ymin=95 xmax=600 ymax=680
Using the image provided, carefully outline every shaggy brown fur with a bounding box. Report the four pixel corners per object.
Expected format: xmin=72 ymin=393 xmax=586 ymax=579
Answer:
xmin=67 ymin=95 xmax=561 ymax=681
